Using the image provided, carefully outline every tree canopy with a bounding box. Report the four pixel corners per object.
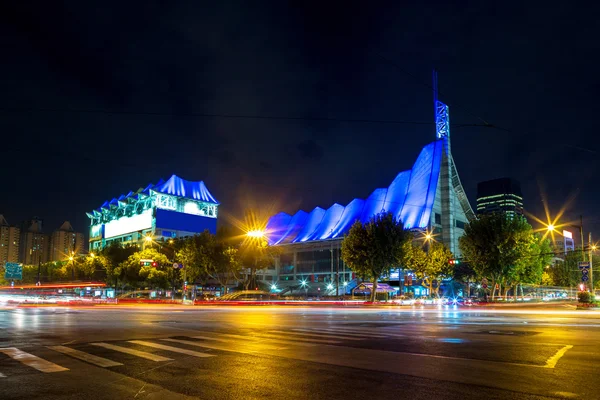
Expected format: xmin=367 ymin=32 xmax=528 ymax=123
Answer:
xmin=459 ymin=214 xmax=553 ymax=298
xmin=341 ymin=212 xmax=412 ymax=301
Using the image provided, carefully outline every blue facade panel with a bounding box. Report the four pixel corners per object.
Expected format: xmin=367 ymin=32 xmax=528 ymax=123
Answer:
xmin=307 ymin=203 xmax=345 ymax=241
xmin=265 ymin=212 xmax=292 ymax=244
xmin=292 ymin=207 xmax=326 ymax=243
xmin=267 ymin=140 xmax=444 ymax=243
xmin=155 ymin=209 xmax=217 ymax=235
xmin=330 ymin=198 xmax=365 ymax=238
xmin=272 ymin=210 xmax=309 ymax=245
xmin=400 ymin=141 xmax=442 ymax=229
xmin=359 ymin=188 xmax=388 ymax=223
xmin=382 ymin=171 xmax=411 ymax=219
xmin=153 ymin=175 xmax=219 ymax=204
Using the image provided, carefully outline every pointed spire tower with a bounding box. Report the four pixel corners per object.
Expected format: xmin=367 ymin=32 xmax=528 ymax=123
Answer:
xmin=433 ymin=70 xmax=475 ymax=255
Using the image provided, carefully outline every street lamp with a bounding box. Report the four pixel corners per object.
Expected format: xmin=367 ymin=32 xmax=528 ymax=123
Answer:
xmin=247 ymin=230 xmax=265 ymax=238
xmin=300 ymin=279 xmax=308 ymax=298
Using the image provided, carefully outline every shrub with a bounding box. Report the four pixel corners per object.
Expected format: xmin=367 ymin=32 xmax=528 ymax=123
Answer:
xmin=578 ymin=291 xmax=594 ymax=303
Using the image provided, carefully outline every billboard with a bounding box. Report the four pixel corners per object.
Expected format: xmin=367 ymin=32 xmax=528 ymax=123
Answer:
xmin=104 ymin=209 xmax=153 ymax=239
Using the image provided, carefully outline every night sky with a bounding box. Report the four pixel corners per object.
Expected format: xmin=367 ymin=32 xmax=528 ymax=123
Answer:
xmin=2 ymin=2 xmax=599 ymax=241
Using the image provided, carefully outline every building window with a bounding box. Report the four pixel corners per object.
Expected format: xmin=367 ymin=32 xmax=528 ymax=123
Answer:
xmin=435 ymin=213 xmax=442 ymax=225
xmin=455 ymin=220 xmax=465 ymax=229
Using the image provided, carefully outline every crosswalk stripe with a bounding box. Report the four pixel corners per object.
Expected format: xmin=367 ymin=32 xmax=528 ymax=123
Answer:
xmin=129 ymin=340 xmax=215 ymax=358
xmin=189 ymin=336 xmax=287 ymax=350
xmin=296 ymin=328 xmax=390 ymax=338
xmin=91 ymin=343 xmax=172 ymax=362
xmin=193 ymin=332 xmax=318 ymax=347
xmin=270 ymin=330 xmax=363 ymax=341
xmin=0 ymin=347 xmax=68 ymax=373
xmin=47 ymin=346 xmax=123 ymax=368
xmin=249 ymin=333 xmax=341 ymax=344
xmin=161 ymin=338 xmax=286 ymax=353
xmin=321 ymin=327 xmax=406 ymax=338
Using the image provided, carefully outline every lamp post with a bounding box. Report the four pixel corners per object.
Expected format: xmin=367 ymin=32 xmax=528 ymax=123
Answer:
xmin=69 ymin=254 xmax=75 ymax=281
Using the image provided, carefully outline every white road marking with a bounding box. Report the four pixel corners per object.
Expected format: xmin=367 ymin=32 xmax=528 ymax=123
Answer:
xmin=129 ymin=340 xmax=215 ymax=358
xmin=294 ymin=328 xmax=391 ymax=338
xmin=161 ymin=338 xmax=287 ymax=353
xmin=250 ymin=333 xmax=341 ymax=344
xmin=91 ymin=342 xmax=172 ymax=362
xmin=195 ymin=332 xmax=318 ymax=347
xmin=47 ymin=346 xmax=123 ymax=368
xmin=544 ymin=345 xmax=573 ymax=368
xmin=189 ymin=336 xmax=287 ymax=350
xmin=0 ymin=372 xmax=6 ymax=378
xmin=271 ymin=330 xmax=363 ymax=341
xmin=0 ymin=347 xmax=68 ymax=373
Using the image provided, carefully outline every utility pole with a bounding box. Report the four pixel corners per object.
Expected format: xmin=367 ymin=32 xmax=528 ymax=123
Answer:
xmin=589 ymin=232 xmax=594 ymax=293
xmin=580 ymin=215 xmax=585 ymax=262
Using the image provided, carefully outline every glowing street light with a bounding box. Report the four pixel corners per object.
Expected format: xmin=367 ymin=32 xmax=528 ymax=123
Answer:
xmin=145 ymin=235 xmax=153 ymax=243
xmin=326 ymin=283 xmax=334 ymax=290
xmin=90 ymin=253 xmax=95 ymax=258
xmin=247 ymin=230 xmax=265 ymax=238
xmin=300 ymin=280 xmax=308 ymax=287
xmin=69 ymin=255 xmax=74 ymax=261
xmin=343 ymin=281 xmax=348 ymax=287
xmin=547 ymin=224 xmax=555 ymax=232
xmin=271 ymin=284 xmax=277 ymax=291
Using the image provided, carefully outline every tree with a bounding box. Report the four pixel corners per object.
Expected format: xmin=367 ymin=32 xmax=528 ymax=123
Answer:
xmin=404 ymin=241 xmax=453 ymax=297
xmin=459 ymin=214 xmax=539 ymax=299
xmin=119 ymin=249 xmax=170 ymax=290
xmin=341 ymin=212 xmax=412 ymax=302
xmin=101 ymin=242 xmax=138 ymax=287
xmin=541 ymin=272 xmax=554 ymax=286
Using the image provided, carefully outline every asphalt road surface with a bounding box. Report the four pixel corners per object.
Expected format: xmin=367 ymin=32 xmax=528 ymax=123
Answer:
xmin=1 ymin=304 xmax=599 ymax=399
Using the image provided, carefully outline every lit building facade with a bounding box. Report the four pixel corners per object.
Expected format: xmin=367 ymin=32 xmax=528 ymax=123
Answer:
xmin=476 ymin=178 xmax=523 ymax=218
xmin=50 ymin=221 xmax=85 ymax=261
xmin=552 ymin=229 xmax=575 ymax=256
xmin=265 ymin=89 xmax=475 ymax=294
xmin=0 ymin=215 xmax=21 ymax=266
xmin=19 ymin=217 xmax=50 ymax=265
xmin=87 ymin=175 xmax=219 ymax=251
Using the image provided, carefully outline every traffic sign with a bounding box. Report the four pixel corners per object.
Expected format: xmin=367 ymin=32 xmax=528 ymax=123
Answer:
xmin=582 ymin=268 xmax=589 ymax=275
xmin=482 ymin=284 xmax=488 ymax=289
xmin=173 ymin=263 xmax=179 ymax=269
xmin=582 ymin=275 xmax=589 ymax=282
xmin=579 ymin=262 xmax=590 ymax=270
xmin=4 ymin=263 xmax=22 ymax=280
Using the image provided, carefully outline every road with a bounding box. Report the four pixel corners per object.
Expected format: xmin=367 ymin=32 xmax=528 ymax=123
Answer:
xmin=1 ymin=304 xmax=599 ymax=399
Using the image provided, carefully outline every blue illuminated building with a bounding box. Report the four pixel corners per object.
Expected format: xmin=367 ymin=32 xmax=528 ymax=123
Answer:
xmin=264 ymin=79 xmax=475 ymax=296
xmin=87 ymin=175 xmax=218 ymax=251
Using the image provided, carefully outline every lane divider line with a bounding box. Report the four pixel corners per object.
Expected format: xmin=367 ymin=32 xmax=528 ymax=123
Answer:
xmin=545 ymin=345 xmax=573 ymax=369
